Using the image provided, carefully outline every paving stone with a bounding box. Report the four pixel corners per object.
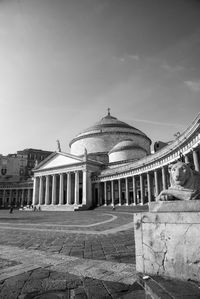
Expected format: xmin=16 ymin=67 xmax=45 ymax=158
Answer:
xmin=19 ymin=290 xmax=70 ymax=299
xmin=0 ymin=272 xmax=30 ymax=299
xmin=70 ymin=287 xmax=87 ymax=299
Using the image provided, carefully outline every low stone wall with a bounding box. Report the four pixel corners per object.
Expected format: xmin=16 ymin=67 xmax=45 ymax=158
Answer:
xmin=134 ymin=201 xmax=200 ymax=281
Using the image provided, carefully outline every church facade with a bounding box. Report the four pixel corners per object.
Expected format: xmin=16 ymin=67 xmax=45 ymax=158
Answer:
xmin=32 ymin=110 xmax=200 ymax=211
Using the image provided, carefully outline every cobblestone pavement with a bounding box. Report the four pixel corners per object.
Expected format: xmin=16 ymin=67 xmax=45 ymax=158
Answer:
xmin=0 ymin=210 xmax=147 ymax=298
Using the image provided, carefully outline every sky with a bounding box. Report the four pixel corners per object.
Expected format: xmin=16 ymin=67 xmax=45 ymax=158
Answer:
xmin=0 ymin=0 xmax=200 ymax=155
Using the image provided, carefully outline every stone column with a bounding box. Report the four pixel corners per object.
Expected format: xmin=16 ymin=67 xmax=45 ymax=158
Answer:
xmin=59 ymin=173 xmax=64 ymax=205
xmin=16 ymin=189 xmax=19 ymax=207
xmin=193 ymin=149 xmax=200 ymax=172
xmin=45 ymin=175 xmax=50 ymax=205
xmin=111 ymin=180 xmax=114 ymax=206
xmin=154 ymin=170 xmax=159 ymax=200
xmin=2 ymin=189 xmax=6 ymax=207
xmin=82 ymin=170 xmax=87 ymax=205
xmin=99 ymin=183 xmax=103 ymax=206
xmin=162 ymin=167 xmax=167 ymax=190
xmin=39 ymin=177 xmax=44 ymax=205
xmin=118 ymin=179 xmax=122 ymax=206
xmin=27 ymin=188 xmax=31 ymax=205
xmin=132 ymin=176 xmax=137 ymax=205
xmin=52 ymin=174 xmax=57 ymax=205
xmin=140 ymin=174 xmax=144 ymax=205
xmin=104 ymin=181 xmax=107 ymax=206
xmin=125 ymin=177 xmax=129 ymax=206
xmin=21 ymin=189 xmax=25 ymax=206
xmin=9 ymin=189 xmax=12 ymax=206
xmin=32 ymin=177 xmax=39 ymax=205
xmin=75 ymin=171 xmax=79 ymax=205
xmin=147 ymin=173 xmax=152 ymax=203
xmin=185 ymin=155 xmax=190 ymax=163
xmin=96 ymin=183 xmax=100 ymax=206
xmin=67 ymin=172 xmax=71 ymax=204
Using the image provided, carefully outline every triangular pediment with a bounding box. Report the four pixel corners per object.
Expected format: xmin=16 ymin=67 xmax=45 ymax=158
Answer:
xmin=36 ymin=152 xmax=83 ymax=171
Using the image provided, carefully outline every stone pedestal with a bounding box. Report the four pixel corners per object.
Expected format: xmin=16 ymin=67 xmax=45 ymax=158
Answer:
xmin=149 ymin=200 xmax=200 ymax=212
xmin=134 ymin=200 xmax=200 ymax=281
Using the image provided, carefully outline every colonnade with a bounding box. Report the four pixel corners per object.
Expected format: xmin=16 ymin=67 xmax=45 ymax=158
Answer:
xmin=94 ymin=169 xmax=163 ymax=206
xmin=0 ymin=188 xmax=32 ymax=207
xmin=33 ymin=170 xmax=88 ymax=206
xmin=93 ymin=148 xmax=200 ymax=207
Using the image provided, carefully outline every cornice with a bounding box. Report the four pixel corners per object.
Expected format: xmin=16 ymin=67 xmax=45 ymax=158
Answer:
xmin=34 ymin=162 xmax=84 ymax=174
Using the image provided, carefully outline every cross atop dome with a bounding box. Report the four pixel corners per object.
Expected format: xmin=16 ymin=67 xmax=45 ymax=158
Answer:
xmin=107 ymin=108 xmax=111 ymax=116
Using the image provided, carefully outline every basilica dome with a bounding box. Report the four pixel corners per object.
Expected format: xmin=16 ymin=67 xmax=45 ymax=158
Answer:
xmin=69 ymin=110 xmax=151 ymax=163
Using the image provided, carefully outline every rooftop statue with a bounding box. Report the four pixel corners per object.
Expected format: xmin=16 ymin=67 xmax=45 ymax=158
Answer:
xmin=56 ymin=139 xmax=61 ymax=152
xmin=157 ymin=161 xmax=200 ymax=201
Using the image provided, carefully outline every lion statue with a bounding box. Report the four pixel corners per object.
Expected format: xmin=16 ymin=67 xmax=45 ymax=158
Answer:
xmin=157 ymin=161 xmax=200 ymax=201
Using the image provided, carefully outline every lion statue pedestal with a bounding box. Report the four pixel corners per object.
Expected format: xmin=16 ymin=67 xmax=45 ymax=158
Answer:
xmin=135 ymin=161 xmax=200 ymax=282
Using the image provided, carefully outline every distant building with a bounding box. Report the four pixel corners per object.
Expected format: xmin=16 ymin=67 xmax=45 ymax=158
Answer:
xmin=0 ymin=149 xmax=52 ymax=208
xmin=0 ymin=154 xmax=27 ymax=183
xmin=17 ymin=148 xmax=53 ymax=178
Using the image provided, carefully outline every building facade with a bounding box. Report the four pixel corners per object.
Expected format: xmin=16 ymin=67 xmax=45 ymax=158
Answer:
xmin=0 ymin=149 xmax=52 ymax=208
xmin=31 ymin=111 xmax=200 ymax=211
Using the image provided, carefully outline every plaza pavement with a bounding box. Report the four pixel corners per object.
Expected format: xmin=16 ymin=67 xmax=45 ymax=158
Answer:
xmin=0 ymin=208 xmax=147 ymax=299
xmin=1 ymin=208 xmax=199 ymax=299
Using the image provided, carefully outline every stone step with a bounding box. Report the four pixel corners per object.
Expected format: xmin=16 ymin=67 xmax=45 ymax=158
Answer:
xmin=38 ymin=204 xmax=89 ymax=212
xmin=39 ymin=205 xmax=77 ymax=211
xmin=94 ymin=204 xmax=149 ymax=213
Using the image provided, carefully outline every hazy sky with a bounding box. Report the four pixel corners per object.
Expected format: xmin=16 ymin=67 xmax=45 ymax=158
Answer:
xmin=1 ymin=0 xmax=200 ymax=154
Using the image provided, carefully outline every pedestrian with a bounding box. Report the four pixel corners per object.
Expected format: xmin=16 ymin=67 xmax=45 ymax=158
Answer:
xmin=9 ymin=205 xmax=13 ymax=214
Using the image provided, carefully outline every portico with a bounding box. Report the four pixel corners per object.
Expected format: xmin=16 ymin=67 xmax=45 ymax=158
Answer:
xmin=33 ymin=151 xmax=101 ymax=211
